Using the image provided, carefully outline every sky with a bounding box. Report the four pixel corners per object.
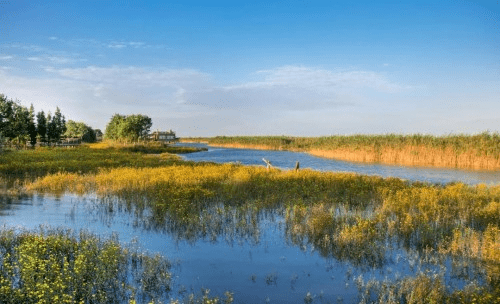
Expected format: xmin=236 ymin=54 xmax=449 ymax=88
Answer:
xmin=0 ymin=0 xmax=499 ymax=137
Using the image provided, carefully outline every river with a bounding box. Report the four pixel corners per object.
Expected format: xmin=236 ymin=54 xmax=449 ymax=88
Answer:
xmin=176 ymin=142 xmax=500 ymax=185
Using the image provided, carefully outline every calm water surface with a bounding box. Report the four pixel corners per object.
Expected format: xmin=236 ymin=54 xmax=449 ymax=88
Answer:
xmin=0 ymin=194 xmax=474 ymax=303
xmin=1 ymin=145 xmax=495 ymax=303
xmin=177 ymin=143 xmax=500 ymax=185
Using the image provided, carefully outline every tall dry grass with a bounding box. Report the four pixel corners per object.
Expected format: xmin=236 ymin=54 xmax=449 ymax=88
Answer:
xmin=184 ymin=132 xmax=500 ymax=170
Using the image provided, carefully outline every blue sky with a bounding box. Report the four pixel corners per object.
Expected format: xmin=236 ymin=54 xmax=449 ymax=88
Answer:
xmin=1 ymin=0 xmax=498 ymax=136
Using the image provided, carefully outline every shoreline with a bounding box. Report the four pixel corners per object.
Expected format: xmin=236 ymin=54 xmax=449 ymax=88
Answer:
xmin=182 ymin=141 xmax=500 ymax=171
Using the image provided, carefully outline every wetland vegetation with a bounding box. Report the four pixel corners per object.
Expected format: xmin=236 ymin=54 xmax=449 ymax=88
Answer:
xmin=183 ymin=133 xmax=500 ymax=170
xmin=1 ymin=141 xmax=500 ymax=303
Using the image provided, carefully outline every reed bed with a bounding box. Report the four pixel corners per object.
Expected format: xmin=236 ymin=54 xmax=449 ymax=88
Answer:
xmin=184 ymin=132 xmax=500 ymax=170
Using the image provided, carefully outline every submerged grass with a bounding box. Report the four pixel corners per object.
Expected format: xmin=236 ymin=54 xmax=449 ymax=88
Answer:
xmin=184 ymin=132 xmax=500 ymax=170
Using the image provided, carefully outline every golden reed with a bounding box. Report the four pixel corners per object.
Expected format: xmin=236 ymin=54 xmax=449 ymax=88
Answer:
xmin=207 ymin=143 xmax=500 ymax=170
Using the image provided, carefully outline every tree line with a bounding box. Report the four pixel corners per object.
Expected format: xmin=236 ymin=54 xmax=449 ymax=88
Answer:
xmin=1 ymin=94 xmax=155 ymax=146
xmin=0 ymin=94 xmax=100 ymax=146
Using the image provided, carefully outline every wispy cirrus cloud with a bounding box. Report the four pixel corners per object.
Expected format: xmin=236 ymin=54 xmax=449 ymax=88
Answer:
xmin=106 ymin=40 xmax=165 ymax=49
xmin=224 ymin=66 xmax=410 ymax=93
xmin=4 ymin=43 xmax=47 ymax=52
xmin=0 ymin=64 xmax=416 ymax=135
xmin=4 ymin=42 xmax=84 ymax=65
xmin=107 ymin=43 xmax=127 ymax=49
xmin=63 ymin=38 xmax=165 ymax=50
xmin=185 ymin=66 xmax=411 ymax=111
xmin=25 ymin=55 xmax=81 ymax=64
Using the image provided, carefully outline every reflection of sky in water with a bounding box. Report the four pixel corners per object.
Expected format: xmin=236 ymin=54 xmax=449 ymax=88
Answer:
xmin=0 ymin=195 xmax=478 ymax=303
xmin=177 ymin=143 xmax=500 ymax=185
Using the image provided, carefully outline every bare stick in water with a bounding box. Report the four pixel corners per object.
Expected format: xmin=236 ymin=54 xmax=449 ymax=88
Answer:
xmin=262 ymin=158 xmax=272 ymax=171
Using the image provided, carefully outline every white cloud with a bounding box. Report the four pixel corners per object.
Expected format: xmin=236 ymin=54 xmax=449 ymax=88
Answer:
xmin=187 ymin=66 xmax=410 ymax=111
xmin=0 ymin=55 xmax=13 ymax=60
xmin=27 ymin=57 xmax=42 ymax=61
xmin=0 ymin=65 xmax=424 ymax=135
xmin=129 ymin=42 xmax=145 ymax=48
xmin=107 ymin=43 xmax=127 ymax=49
xmin=4 ymin=43 xmax=46 ymax=52
xmin=47 ymin=56 xmax=74 ymax=64
xmin=106 ymin=41 xmax=161 ymax=49
xmin=225 ymin=66 xmax=409 ymax=93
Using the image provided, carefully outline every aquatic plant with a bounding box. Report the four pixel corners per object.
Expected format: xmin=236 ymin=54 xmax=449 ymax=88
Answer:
xmin=0 ymin=227 xmax=171 ymax=303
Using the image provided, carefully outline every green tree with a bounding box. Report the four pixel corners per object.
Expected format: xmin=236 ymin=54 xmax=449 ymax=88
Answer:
xmin=52 ymin=107 xmax=66 ymax=140
xmin=46 ymin=112 xmax=55 ymax=143
xmin=64 ymin=120 xmax=96 ymax=142
xmin=104 ymin=114 xmax=126 ymax=140
xmin=104 ymin=114 xmax=151 ymax=141
xmin=0 ymin=94 xmax=14 ymax=139
xmin=36 ymin=110 xmax=47 ymax=143
xmin=27 ymin=104 xmax=37 ymax=146
xmin=122 ymin=114 xmax=152 ymax=141
xmin=10 ymin=103 xmax=30 ymax=144
xmin=0 ymin=95 xmax=31 ymax=143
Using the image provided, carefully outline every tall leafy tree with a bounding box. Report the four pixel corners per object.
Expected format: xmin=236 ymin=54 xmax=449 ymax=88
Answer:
xmin=0 ymin=94 xmax=15 ymax=139
xmin=11 ymin=104 xmax=30 ymax=143
xmin=64 ymin=120 xmax=96 ymax=142
xmin=122 ymin=114 xmax=152 ymax=141
xmin=104 ymin=114 xmax=152 ymax=141
xmin=52 ymin=107 xmax=66 ymax=141
xmin=27 ymin=104 xmax=37 ymax=146
xmin=36 ymin=110 xmax=47 ymax=143
xmin=104 ymin=114 xmax=126 ymax=140
xmin=1 ymin=94 xmax=68 ymax=145
xmin=46 ymin=112 xmax=55 ymax=143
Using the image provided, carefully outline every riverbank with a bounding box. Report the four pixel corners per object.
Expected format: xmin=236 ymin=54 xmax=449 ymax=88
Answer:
xmin=181 ymin=133 xmax=500 ymax=171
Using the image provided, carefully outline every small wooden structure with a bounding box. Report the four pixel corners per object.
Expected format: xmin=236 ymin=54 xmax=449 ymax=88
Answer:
xmin=149 ymin=130 xmax=178 ymax=142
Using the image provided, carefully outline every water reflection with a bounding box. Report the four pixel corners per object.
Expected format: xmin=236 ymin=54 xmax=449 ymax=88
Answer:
xmin=0 ymin=193 xmax=492 ymax=303
xmin=176 ymin=143 xmax=500 ymax=185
